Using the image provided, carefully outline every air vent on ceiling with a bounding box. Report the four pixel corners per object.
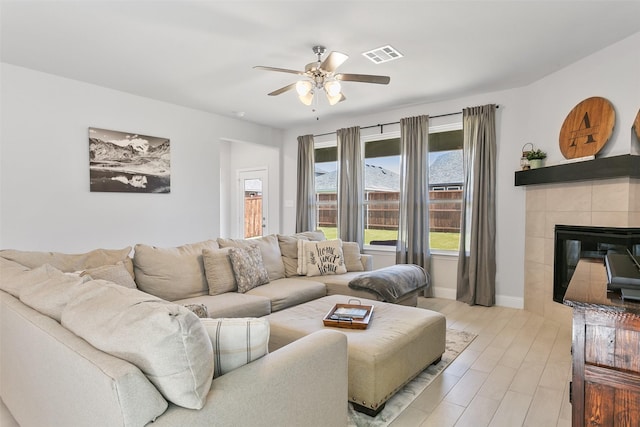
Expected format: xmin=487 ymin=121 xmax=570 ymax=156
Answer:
xmin=362 ymin=45 xmax=403 ymax=64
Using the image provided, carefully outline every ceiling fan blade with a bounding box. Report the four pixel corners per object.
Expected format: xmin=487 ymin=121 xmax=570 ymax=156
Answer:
xmin=268 ymin=83 xmax=296 ymax=96
xmin=335 ymin=73 xmax=390 ymax=84
xmin=254 ymin=66 xmax=305 ymax=76
xmin=320 ymin=51 xmax=349 ymax=73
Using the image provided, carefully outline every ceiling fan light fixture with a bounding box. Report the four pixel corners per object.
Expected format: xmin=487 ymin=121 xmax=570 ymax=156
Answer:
xmin=326 ymin=91 xmax=343 ymax=106
xmin=324 ymin=80 xmax=341 ymax=97
xmin=295 ymin=80 xmax=313 ymax=96
xmin=298 ymin=91 xmax=314 ymax=106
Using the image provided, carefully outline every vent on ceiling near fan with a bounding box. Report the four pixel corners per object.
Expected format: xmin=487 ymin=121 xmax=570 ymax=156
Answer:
xmin=362 ymin=45 xmax=403 ymax=64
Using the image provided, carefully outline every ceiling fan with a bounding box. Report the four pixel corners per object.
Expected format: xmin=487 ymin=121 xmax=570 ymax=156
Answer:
xmin=254 ymin=45 xmax=390 ymax=106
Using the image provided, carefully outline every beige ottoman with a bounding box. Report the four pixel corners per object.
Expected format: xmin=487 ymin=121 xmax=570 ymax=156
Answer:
xmin=263 ymin=294 xmax=446 ymax=415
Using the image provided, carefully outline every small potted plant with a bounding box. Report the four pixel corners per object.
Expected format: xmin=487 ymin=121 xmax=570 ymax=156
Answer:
xmin=526 ymin=149 xmax=547 ymax=169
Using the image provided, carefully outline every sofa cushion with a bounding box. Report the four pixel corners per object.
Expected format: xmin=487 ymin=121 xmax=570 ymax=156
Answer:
xmin=228 ymin=246 xmax=270 ymax=293
xmin=0 ymin=257 xmax=35 ymax=297
xmin=0 ymin=247 xmax=134 ymax=277
xmin=300 ymin=239 xmax=347 ymax=277
xmin=133 ymin=240 xmax=218 ymax=301
xmin=62 ymin=281 xmax=214 ymax=410
xmin=175 ymin=293 xmax=272 ymax=318
xmin=342 ymin=242 xmax=364 ymax=272
xmin=19 ymin=264 xmax=91 ymax=322
xmin=217 ymin=235 xmax=285 ymax=281
xmin=200 ymin=317 xmax=270 ymax=377
xmin=80 ymin=261 xmax=137 ymax=289
xmin=278 ymin=231 xmax=326 ymax=277
xmin=245 ymin=278 xmax=327 ymax=312
xmin=202 ymin=248 xmax=236 ymax=295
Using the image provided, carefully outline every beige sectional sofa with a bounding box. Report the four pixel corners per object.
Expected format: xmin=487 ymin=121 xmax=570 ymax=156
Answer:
xmin=0 ymin=231 xmax=413 ymax=427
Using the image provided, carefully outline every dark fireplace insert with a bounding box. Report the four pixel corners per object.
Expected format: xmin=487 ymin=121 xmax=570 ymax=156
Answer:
xmin=553 ymin=225 xmax=640 ymax=303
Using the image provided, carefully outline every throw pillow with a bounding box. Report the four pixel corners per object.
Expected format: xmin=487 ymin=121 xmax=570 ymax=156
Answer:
xmin=19 ymin=264 xmax=91 ymax=322
xmin=228 ymin=246 xmax=270 ymax=293
xmin=133 ymin=240 xmax=219 ymax=301
xmin=202 ymin=248 xmax=237 ymax=295
xmin=301 ymin=239 xmax=347 ymax=277
xmin=184 ymin=303 xmax=209 ymax=319
xmin=80 ymin=261 xmax=137 ymax=289
xmin=342 ymin=241 xmax=364 ymax=272
xmin=200 ymin=317 xmax=270 ymax=377
xmin=278 ymin=234 xmax=310 ymax=277
xmin=62 ymin=280 xmax=214 ymax=410
xmin=217 ymin=235 xmax=285 ymax=281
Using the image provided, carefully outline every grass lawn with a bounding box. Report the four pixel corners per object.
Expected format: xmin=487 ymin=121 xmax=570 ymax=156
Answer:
xmin=318 ymin=227 xmax=460 ymax=251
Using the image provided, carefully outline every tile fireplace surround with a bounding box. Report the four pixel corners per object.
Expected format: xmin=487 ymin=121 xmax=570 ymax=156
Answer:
xmin=522 ymin=163 xmax=640 ymax=323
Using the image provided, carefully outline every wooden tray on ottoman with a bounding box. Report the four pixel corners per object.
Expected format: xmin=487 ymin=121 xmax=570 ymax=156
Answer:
xmin=323 ymin=300 xmax=374 ymax=329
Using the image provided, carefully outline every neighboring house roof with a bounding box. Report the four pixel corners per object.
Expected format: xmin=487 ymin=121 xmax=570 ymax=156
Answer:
xmin=315 ymin=152 xmax=463 ymax=193
xmin=315 ymin=164 xmax=400 ymax=193
xmin=429 ymin=151 xmax=464 ymax=186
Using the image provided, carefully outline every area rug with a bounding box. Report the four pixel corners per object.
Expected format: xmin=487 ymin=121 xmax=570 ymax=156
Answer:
xmin=347 ymin=328 xmax=476 ymax=427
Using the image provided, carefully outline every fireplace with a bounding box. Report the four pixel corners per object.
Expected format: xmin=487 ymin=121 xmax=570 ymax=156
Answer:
xmin=553 ymin=225 xmax=640 ymax=303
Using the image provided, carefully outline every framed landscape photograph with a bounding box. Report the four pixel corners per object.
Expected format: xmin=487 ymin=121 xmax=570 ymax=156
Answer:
xmin=89 ymin=127 xmax=170 ymax=193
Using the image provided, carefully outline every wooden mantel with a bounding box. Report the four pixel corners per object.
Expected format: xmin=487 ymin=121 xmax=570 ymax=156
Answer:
xmin=514 ymin=154 xmax=640 ymax=186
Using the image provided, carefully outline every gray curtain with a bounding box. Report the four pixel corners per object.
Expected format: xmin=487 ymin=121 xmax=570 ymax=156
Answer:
xmin=337 ymin=126 xmax=363 ymax=247
xmin=396 ymin=115 xmax=432 ymax=297
xmin=295 ymin=134 xmax=316 ymax=233
xmin=457 ymin=104 xmax=497 ymax=306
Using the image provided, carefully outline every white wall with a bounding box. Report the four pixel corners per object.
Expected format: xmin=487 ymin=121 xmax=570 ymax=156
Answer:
xmin=526 ymin=32 xmax=640 ymax=162
xmin=0 ymin=64 xmax=280 ymax=251
xmin=281 ymin=32 xmax=639 ymax=307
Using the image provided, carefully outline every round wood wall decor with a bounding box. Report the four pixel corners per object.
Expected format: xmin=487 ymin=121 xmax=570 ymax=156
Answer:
xmin=559 ymin=97 xmax=615 ymax=159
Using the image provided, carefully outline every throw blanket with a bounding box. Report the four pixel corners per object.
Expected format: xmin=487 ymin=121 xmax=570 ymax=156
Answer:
xmin=348 ymin=264 xmax=429 ymax=303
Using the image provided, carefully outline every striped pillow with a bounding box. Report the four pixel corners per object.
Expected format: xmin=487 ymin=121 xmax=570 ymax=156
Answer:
xmin=200 ymin=318 xmax=270 ymax=377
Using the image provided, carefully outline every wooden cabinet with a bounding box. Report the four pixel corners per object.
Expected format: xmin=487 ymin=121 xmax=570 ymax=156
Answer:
xmin=564 ymin=259 xmax=640 ymax=427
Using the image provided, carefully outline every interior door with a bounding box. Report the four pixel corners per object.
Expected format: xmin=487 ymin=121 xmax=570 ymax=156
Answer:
xmin=237 ymin=169 xmax=268 ymax=238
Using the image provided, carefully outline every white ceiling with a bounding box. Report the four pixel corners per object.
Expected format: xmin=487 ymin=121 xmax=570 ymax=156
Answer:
xmin=2 ymin=1 xmax=639 ymax=130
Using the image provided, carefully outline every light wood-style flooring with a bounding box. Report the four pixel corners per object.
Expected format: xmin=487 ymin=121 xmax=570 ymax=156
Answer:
xmin=0 ymin=297 xmax=574 ymax=427
xmin=390 ymin=297 xmax=573 ymax=427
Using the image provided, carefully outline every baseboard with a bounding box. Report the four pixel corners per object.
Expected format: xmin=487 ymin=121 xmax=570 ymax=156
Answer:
xmin=432 ymin=287 xmax=524 ymax=309
xmin=495 ymin=295 xmax=524 ymax=309
xmin=433 ymin=287 xmax=457 ymax=300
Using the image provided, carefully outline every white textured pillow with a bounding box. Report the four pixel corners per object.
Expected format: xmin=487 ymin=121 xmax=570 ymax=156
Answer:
xmin=202 ymin=248 xmax=237 ymax=295
xmin=217 ymin=235 xmax=285 ymax=281
xmin=228 ymin=246 xmax=270 ymax=293
xmin=200 ymin=317 xmax=270 ymax=377
xmin=62 ymin=280 xmax=214 ymax=409
xmin=80 ymin=261 xmax=137 ymax=289
xmin=342 ymin=241 xmax=364 ymax=272
xmin=301 ymin=239 xmax=347 ymax=277
xmin=133 ymin=240 xmax=219 ymax=301
xmin=278 ymin=231 xmax=326 ymax=277
xmin=19 ymin=264 xmax=91 ymax=322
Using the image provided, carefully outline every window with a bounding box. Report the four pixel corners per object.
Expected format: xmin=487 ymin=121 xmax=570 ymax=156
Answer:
xmin=314 ymin=146 xmax=338 ymax=240
xmin=313 ymin=124 xmax=463 ymax=251
xmin=363 ymin=137 xmax=400 ymax=246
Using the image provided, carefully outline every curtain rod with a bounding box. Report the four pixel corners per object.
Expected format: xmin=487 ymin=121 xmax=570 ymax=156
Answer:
xmin=313 ymin=105 xmax=499 ymax=138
